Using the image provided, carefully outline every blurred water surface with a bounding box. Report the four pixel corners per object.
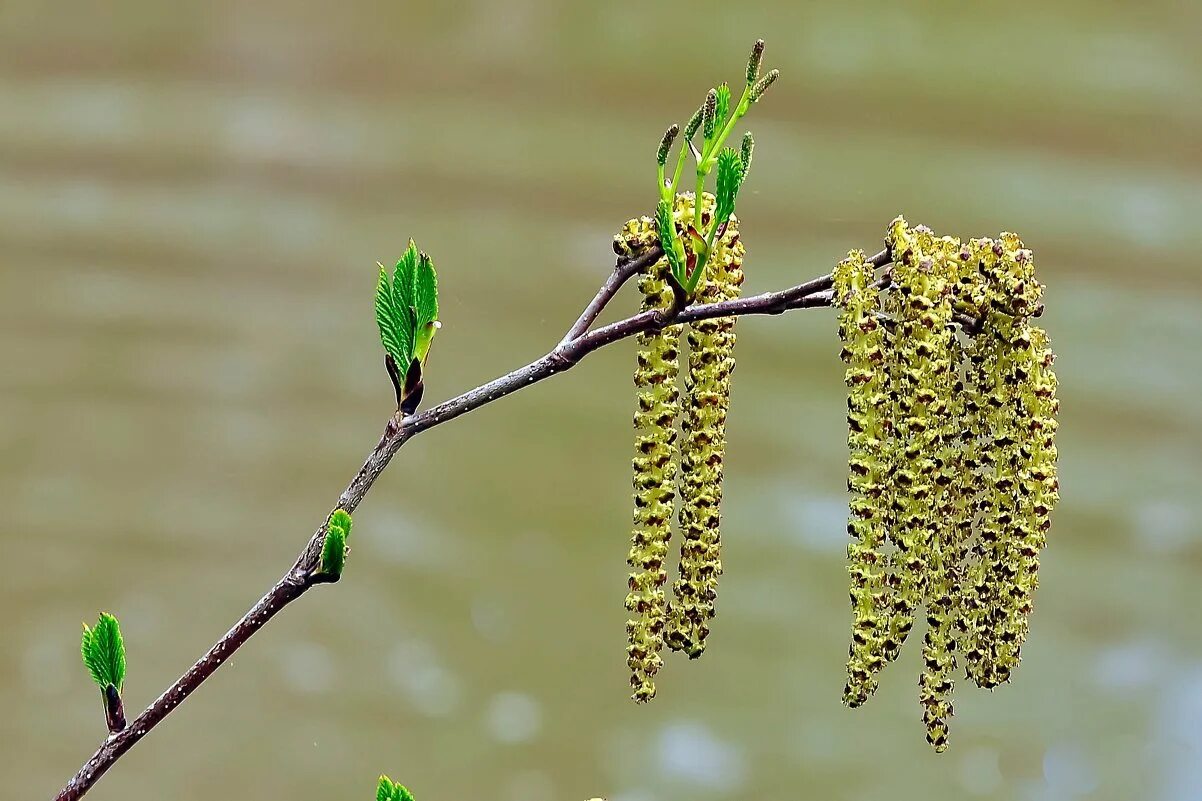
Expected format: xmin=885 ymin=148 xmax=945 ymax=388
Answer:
xmin=2 ymin=2 xmax=1200 ymax=800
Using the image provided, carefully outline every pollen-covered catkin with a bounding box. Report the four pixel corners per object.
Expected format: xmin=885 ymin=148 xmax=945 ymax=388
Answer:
xmin=666 ymin=193 xmax=745 ymax=658
xmin=879 ymin=219 xmax=950 ymax=667
xmin=913 ymin=231 xmax=965 ymax=752
xmin=618 ymin=214 xmax=682 ymax=703
xmin=959 ymin=234 xmax=1053 ymax=688
xmin=833 ymin=249 xmax=892 ymax=707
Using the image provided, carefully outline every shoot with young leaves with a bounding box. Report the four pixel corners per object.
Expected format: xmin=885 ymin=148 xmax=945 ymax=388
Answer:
xmin=317 ymin=509 xmax=354 ymax=580
xmin=654 ymin=39 xmax=776 ymax=299
xmin=375 ymin=241 xmax=440 ymax=414
xmin=80 ymin=612 xmax=127 ymax=732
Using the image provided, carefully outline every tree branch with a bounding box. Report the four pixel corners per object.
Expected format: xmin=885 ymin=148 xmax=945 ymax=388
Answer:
xmin=53 ymin=246 xmax=889 ymax=801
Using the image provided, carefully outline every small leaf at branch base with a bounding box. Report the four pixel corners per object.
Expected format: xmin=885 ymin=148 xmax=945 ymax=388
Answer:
xmin=318 ymin=509 xmax=353 ymax=578
xmin=80 ymin=612 xmax=126 ymax=692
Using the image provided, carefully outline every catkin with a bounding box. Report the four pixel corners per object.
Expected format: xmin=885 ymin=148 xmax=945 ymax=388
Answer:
xmin=667 ymin=193 xmax=745 ymax=658
xmin=914 ymin=232 xmax=965 ymax=752
xmin=836 ymin=217 xmax=1058 ymax=750
xmin=879 ymin=219 xmax=950 ymax=666
xmin=617 ymin=214 xmax=682 ymax=703
xmin=833 ymin=249 xmax=892 ymax=707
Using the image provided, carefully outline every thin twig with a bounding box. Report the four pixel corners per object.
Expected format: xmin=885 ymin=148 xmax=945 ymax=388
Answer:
xmin=52 ymin=247 xmax=878 ymax=801
xmin=561 ymin=246 xmax=663 ymax=345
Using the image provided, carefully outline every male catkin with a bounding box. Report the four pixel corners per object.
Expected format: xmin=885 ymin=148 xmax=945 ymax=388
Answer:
xmin=616 ymin=214 xmax=682 ymax=703
xmin=666 ymin=192 xmax=745 ymax=659
xmin=837 ymin=217 xmax=1058 ymax=751
xmin=833 ymin=249 xmax=891 ymax=707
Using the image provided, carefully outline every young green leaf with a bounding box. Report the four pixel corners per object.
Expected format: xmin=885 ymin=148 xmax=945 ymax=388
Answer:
xmin=656 ymin=198 xmax=687 ymax=287
xmin=319 ymin=509 xmax=353 ymax=578
xmin=714 ymin=83 xmax=732 ymax=130
xmin=377 ymin=775 xmax=416 ymax=801
xmin=80 ymin=613 xmax=126 ymax=692
xmin=330 ymin=508 xmax=353 ymax=541
xmin=413 ymin=251 xmax=440 ymax=364
xmin=320 ymin=525 xmax=346 ymax=577
xmin=714 ymin=148 xmax=745 ymax=226
xmin=393 ymin=241 xmax=420 ymax=320
xmin=375 ymin=266 xmax=409 ymax=367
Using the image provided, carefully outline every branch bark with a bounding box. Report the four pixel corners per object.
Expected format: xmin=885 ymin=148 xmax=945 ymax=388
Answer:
xmin=52 ymin=246 xmax=889 ymax=801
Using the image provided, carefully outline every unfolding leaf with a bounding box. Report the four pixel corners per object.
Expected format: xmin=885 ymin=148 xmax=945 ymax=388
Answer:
xmin=81 ymin=612 xmax=126 ymax=692
xmin=393 ymin=241 xmax=420 ymax=320
xmin=415 ymin=252 xmax=439 ymax=330
xmin=714 ymin=147 xmax=745 ymax=226
xmin=376 ymin=266 xmax=409 ymax=366
xmin=377 ymin=775 xmax=416 ymax=801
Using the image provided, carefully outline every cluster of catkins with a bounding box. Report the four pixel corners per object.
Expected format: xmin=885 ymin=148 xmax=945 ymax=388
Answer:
xmin=833 ymin=216 xmax=1059 ymax=752
xmin=613 ymin=192 xmax=745 ymax=703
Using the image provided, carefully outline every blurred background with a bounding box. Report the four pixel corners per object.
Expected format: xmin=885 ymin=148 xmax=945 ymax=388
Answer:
xmin=2 ymin=2 xmax=1200 ymax=800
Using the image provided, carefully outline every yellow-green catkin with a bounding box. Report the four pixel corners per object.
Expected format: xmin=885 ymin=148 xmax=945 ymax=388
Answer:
xmin=833 ymin=249 xmax=891 ymax=707
xmin=913 ymin=231 xmax=966 ymax=752
xmin=616 ymin=213 xmax=682 ymax=703
xmin=667 ymin=192 xmax=745 ymax=658
xmin=879 ymin=218 xmax=951 ymax=668
xmin=959 ymin=234 xmax=1053 ymax=688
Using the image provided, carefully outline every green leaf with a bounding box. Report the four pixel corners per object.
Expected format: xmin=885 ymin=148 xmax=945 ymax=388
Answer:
xmin=81 ymin=613 xmax=126 ymax=692
xmin=414 ymin=252 xmax=438 ymax=330
xmin=393 ymin=241 xmax=419 ymax=321
xmin=714 ymin=83 xmax=731 ymax=129
xmin=714 ymin=147 xmax=745 ymax=226
xmin=320 ymin=526 xmax=346 ymax=577
xmin=377 ymin=775 xmax=415 ymax=801
xmin=319 ymin=509 xmax=352 ymax=578
xmin=656 ymin=198 xmax=686 ymax=287
xmin=330 ymin=509 xmax=352 ymax=541
xmin=376 ymin=266 xmax=408 ymax=366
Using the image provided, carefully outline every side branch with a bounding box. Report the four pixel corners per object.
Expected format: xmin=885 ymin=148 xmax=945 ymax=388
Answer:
xmin=53 ymin=248 xmax=885 ymax=801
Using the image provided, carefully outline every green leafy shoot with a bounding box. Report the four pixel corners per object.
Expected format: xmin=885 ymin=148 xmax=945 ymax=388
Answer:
xmin=376 ymin=241 xmax=441 ymax=408
xmin=81 ymin=613 xmax=126 ymax=692
xmin=319 ymin=509 xmax=353 ymax=578
xmin=377 ymin=775 xmax=416 ymax=801
xmin=651 ymin=39 xmax=778 ymax=296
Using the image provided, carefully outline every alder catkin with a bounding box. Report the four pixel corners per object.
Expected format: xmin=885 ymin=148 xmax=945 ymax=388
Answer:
xmin=666 ymin=193 xmax=745 ymax=658
xmin=879 ymin=218 xmax=950 ymax=666
xmin=833 ymin=249 xmax=891 ymax=707
xmin=618 ymin=213 xmax=682 ymax=703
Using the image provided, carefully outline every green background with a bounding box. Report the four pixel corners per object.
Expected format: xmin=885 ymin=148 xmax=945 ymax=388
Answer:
xmin=1 ymin=2 xmax=1199 ymax=800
